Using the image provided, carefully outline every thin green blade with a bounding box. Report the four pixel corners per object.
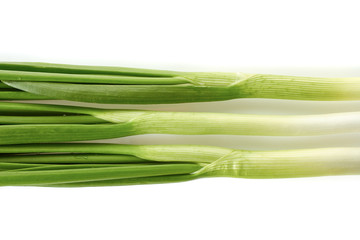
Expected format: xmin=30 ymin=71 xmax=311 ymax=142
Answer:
xmin=0 ymin=123 xmax=134 ymax=145
xmin=0 ymin=62 xmax=179 ymax=77
xmin=3 ymin=81 xmax=236 ymax=104
xmin=0 ymin=163 xmax=201 ymax=186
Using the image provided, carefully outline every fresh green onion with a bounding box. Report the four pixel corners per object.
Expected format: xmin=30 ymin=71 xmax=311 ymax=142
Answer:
xmin=1 ymin=62 xmax=360 ymax=103
xmin=0 ymin=102 xmax=360 ymax=144
xmin=0 ymin=143 xmax=359 ymax=187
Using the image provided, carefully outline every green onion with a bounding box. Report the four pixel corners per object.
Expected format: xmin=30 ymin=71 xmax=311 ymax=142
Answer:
xmin=0 ymin=143 xmax=359 ymax=187
xmin=1 ymin=62 xmax=360 ymax=103
xmin=0 ymin=102 xmax=360 ymax=144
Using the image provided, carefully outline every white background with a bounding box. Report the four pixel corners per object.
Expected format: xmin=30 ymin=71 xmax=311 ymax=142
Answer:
xmin=1 ymin=0 xmax=360 ymax=239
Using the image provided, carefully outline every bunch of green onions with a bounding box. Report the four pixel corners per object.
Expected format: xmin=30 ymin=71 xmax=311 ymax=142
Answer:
xmin=0 ymin=62 xmax=360 ymax=187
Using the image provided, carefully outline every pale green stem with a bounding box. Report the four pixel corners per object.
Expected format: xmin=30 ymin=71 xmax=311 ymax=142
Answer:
xmin=97 ymin=110 xmax=360 ymax=136
xmin=235 ymin=74 xmax=360 ymax=100
xmin=197 ymin=148 xmax=360 ymax=178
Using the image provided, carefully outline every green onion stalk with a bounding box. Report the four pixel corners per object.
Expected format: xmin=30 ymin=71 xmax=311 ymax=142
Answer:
xmin=0 ymin=143 xmax=359 ymax=187
xmin=0 ymin=62 xmax=360 ymax=103
xmin=1 ymin=102 xmax=360 ymax=144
